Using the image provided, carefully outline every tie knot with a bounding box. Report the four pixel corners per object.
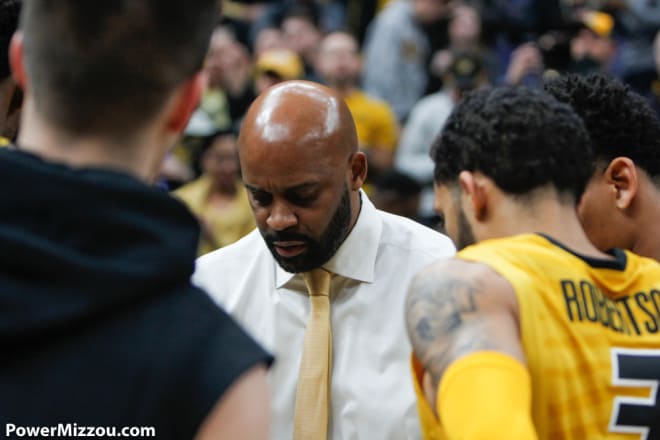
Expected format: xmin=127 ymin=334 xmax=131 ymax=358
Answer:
xmin=302 ymin=268 xmax=332 ymax=297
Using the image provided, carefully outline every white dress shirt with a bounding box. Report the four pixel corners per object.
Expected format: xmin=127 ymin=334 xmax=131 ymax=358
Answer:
xmin=194 ymin=193 xmax=455 ymax=439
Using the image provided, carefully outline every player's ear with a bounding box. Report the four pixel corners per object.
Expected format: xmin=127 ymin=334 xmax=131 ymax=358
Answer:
xmin=348 ymin=151 xmax=367 ymax=190
xmin=459 ymin=170 xmax=488 ymax=221
xmin=9 ymin=31 xmax=27 ymax=91
xmin=605 ymin=157 xmax=637 ymax=210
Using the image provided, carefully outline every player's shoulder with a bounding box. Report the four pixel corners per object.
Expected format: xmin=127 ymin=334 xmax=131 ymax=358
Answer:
xmin=410 ymin=257 xmax=517 ymax=308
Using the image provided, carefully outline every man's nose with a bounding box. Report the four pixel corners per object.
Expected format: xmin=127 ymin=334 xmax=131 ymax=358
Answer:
xmin=266 ymin=201 xmax=298 ymax=231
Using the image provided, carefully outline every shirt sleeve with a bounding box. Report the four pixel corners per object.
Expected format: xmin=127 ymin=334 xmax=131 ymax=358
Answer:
xmin=165 ymin=288 xmax=273 ymax=438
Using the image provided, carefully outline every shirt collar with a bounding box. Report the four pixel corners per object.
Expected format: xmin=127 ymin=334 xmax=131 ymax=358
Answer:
xmin=275 ymin=190 xmax=382 ymax=288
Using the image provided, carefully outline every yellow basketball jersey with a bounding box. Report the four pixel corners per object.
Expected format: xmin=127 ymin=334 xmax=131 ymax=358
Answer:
xmin=455 ymin=233 xmax=660 ymax=439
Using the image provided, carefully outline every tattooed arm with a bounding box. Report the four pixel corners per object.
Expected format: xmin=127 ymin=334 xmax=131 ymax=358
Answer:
xmin=406 ymin=258 xmax=527 ymax=421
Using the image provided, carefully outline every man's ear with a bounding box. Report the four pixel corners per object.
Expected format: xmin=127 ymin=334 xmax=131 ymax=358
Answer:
xmin=166 ymin=71 xmax=207 ymax=133
xmin=605 ymin=157 xmax=637 ymax=210
xmin=348 ymin=151 xmax=368 ymax=190
xmin=458 ymin=170 xmax=488 ymax=220
xmin=9 ymin=31 xmax=27 ymax=91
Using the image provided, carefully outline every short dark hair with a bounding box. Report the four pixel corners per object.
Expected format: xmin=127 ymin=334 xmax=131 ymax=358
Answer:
xmin=431 ymin=86 xmax=594 ymax=200
xmin=0 ymin=0 xmax=21 ymax=80
xmin=544 ymin=73 xmax=660 ymax=181
xmin=21 ymin=0 xmax=219 ymax=137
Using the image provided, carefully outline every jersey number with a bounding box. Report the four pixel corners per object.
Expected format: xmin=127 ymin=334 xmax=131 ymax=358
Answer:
xmin=608 ymin=348 xmax=660 ymax=440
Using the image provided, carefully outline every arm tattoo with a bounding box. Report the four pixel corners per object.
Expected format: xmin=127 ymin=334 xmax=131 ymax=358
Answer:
xmin=406 ymin=265 xmax=494 ymax=388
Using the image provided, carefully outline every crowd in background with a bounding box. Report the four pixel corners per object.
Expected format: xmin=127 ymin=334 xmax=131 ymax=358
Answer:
xmin=165 ymin=0 xmax=660 ymax=255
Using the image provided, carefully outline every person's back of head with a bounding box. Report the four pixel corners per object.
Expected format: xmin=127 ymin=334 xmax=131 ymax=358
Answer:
xmin=19 ymin=0 xmax=219 ymax=139
xmin=544 ymin=73 xmax=660 ymax=260
xmin=430 ymin=85 xmax=594 ymax=249
xmin=544 ymin=73 xmax=660 ymax=185
xmin=432 ymin=86 xmax=593 ymax=201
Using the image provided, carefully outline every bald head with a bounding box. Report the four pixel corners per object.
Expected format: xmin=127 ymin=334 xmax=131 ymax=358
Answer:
xmin=239 ymin=80 xmax=357 ymax=160
xmin=238 ymin=81 xmax=367 ymax=272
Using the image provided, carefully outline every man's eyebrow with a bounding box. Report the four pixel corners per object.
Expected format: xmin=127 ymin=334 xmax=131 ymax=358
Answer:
xmin=244 ymin=182 xmax=321 ymax=193
xmin=286 ymin=182 xmax=321 ymax=193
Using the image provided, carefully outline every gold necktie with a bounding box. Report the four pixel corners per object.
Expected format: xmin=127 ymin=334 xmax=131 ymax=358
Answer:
xmin=293 ymin=268 xmax=333 ymax=440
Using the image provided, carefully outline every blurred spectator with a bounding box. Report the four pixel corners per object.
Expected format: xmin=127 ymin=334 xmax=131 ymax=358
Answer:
xmin=253 ymin=26 xmax=286 ymax=56
xmin=430 ymin=3 xmax=498 ymax=86
xmin=280 ymin=4 xmax=325 ymax=81
xmin=503 ymin=42 xmax=545 ymax=85
xmin=567 ymin=15 xmax=617 ymax=75
xmin=252 ymin=0 xmax=346 ymax=45
xmin=316 ymin=31 xmax=399 ymax=182
xmin=396 ymin=51 xmax=489 ymax=223
xmin=205 ymin=26 xmax=256 ymax=130
xmin=185 ymin=27 xmax=247 ymax=139
xmin=172 ymin=26 xmax=256 ymax=188
xmin=0 ymin=0 xmax=21 ymax=145
xmin=608 ymin=0 xmax=660 ymax=95
xmin=174 ymin=131 xmax=255 ymax=256
xmin=362 ymin=0 xmax=451 ymax=122
xmin=371 ymin=168 xmax=423 ymax=221
xmin=253 ymin=48 xmax=304 ymax=94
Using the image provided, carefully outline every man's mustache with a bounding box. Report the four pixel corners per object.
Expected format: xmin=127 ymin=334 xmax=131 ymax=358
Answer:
xmin=263 ymin=231 xmax=312 ymax=244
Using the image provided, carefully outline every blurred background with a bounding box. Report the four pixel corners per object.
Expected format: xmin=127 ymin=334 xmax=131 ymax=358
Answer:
xmin=155 ymin=0 xmax=660 ymax=252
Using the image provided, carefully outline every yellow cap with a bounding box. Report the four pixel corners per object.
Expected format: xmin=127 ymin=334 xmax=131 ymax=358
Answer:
xmin=255 ymin=49 xmax=304 ymax=80
xmin=582 ymin=10 xmax=614 ymax=37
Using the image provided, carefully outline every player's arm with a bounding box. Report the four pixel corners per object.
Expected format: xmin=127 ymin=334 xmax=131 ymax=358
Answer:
xmin=405 ymin=258 xmax=537 ymax=440
xmin=194 ymin=365 xmax=270 ymax=440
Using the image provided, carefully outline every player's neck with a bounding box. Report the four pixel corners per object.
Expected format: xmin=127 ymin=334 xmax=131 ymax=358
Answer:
xmin=485 ymin=192 xmax=607 ymax=258
xmin=17 ymin=98 xmax=168 ymax=182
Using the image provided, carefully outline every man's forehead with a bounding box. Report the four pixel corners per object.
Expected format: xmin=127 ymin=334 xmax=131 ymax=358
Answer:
xmin=244 ymin=181 xmax=322 ymax=193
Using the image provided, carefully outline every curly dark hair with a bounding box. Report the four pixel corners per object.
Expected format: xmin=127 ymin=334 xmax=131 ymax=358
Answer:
xmin=431 ymin=86 xmax=594 ymax=200
xmin=544 ymin=73 xmax=660 ymax=180
xmin=0 ymin=0 xmax=21 ymax=80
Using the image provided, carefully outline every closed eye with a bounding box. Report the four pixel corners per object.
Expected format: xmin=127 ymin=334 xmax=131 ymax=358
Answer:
xmin=249 ymin=189 xmax=273 ymax=207
xmin=287 ymin=192 xmax=318 ymax=206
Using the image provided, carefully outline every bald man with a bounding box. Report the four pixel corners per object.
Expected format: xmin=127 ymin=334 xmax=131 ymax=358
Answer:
xmin=194 ymin=81 xmax=455 ymax=439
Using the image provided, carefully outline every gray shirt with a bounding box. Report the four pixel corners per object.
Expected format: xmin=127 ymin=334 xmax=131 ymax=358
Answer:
xmin=362 ymin=0 xmax=430 ymax=122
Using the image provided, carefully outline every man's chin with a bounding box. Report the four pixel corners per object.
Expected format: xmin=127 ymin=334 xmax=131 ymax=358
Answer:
xmin=270 ymin=248 xmax=331 ymax=274
xmin=273 ymin=255 xmax=310 ymax=274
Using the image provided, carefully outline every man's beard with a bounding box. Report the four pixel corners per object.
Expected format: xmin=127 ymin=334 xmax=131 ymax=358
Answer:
xmin=262 ymin=187 xmax=352 ymax=273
